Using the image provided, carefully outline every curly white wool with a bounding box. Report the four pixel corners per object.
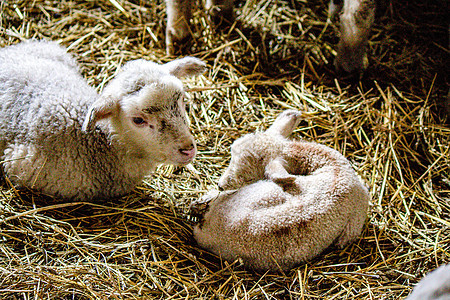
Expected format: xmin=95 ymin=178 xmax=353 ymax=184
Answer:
xmin=0 ymin=40 xmax=206 ymax=200
xmin=406 ymin=264 xmax=450 ymax=300
xmin=193 ymin=110 xmax=370 ymax=271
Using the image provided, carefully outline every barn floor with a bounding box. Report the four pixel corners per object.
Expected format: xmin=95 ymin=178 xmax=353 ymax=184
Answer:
xmin=0 ymin=0 xmax=448 ymax=299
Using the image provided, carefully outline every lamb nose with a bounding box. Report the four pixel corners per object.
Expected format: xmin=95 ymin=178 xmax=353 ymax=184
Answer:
xmin=179 ymin=143 xmax=195 ymax=156
xmin=180 ymin=143 xmax=194 ymax=151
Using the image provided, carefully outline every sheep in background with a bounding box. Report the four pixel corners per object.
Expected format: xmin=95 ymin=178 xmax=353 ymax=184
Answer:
xmin=192 ymin=110 xmax=370 ymax=272
xmin=165 ymin=0 xmax=375 ymax=73
xmin=0 ymin=40 xmax=206 ymax=200
xmin=329 ymin=0 xmax=375 ymax=73
xmin=406 ymin=264 xmax=450 ymax=300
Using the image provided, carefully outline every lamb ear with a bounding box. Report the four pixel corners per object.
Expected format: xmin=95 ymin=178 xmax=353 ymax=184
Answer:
xmin=82 ymin=95 xmax=119 ymax=132
xmin=266 ymin=109 xmax=302 ymax=137
xmin=265 ymin=158 xmax=297 ymax=186
xmin=271 ymin=174 xmax=297 ymax=186
xmin=163 ymin=57 xmax=206 ymax=79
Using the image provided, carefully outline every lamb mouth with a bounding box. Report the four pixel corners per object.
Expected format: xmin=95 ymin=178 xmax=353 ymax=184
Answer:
xmin=171 ymin=153 xmax=196 ymax=166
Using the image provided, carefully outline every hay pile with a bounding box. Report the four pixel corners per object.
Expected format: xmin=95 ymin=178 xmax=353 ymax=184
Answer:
xmin=0 ymin=0 xmax=448 ymax=299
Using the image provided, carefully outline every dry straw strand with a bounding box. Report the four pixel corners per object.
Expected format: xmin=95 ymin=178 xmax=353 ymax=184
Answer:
xmin=0 ymin=0 xmax=448 ymax=299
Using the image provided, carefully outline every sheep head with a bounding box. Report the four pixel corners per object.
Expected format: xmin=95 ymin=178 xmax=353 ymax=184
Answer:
xmin=218 ymin=110 xmax=302 ymax=190
xmin=334 ymin=0 xmax=375 ymax=73
xmin=82 ymin=57 xmax=206 ymax=166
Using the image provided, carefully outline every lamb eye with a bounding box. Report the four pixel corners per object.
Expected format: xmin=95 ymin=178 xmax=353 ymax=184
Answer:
xmin=132 ymin=117 xmax=146 ymax=126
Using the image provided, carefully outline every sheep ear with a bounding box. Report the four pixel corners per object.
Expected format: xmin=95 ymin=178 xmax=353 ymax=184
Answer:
xmin=163 ymin=57 xmax=206 ymax=79
xmin=265 ymin=158 xmax=297 ymax=186
xmin=82 ymin=95 xmax=119 ymax=132
xmin=266 ymin=110 xmax=302 ymax=137
xmin=271 ymin=175 xmax=297 ymax=187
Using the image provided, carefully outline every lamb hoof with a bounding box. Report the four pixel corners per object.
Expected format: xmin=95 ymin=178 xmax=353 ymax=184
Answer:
xmin=189 ymin=191 xmax=217 ymax=220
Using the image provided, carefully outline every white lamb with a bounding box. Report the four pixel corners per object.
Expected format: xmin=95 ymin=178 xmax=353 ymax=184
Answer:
xmin=406 ymin=264 xmax=450 ymax=300
xmin=0 ymin=40 xmax=206 ymax=200
xmin=192 ymin=110 xmax=370 ymax=272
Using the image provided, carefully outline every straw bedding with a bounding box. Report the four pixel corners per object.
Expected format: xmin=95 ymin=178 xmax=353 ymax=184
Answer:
xmin=0 ymin=0 xmax=448 ymax=299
